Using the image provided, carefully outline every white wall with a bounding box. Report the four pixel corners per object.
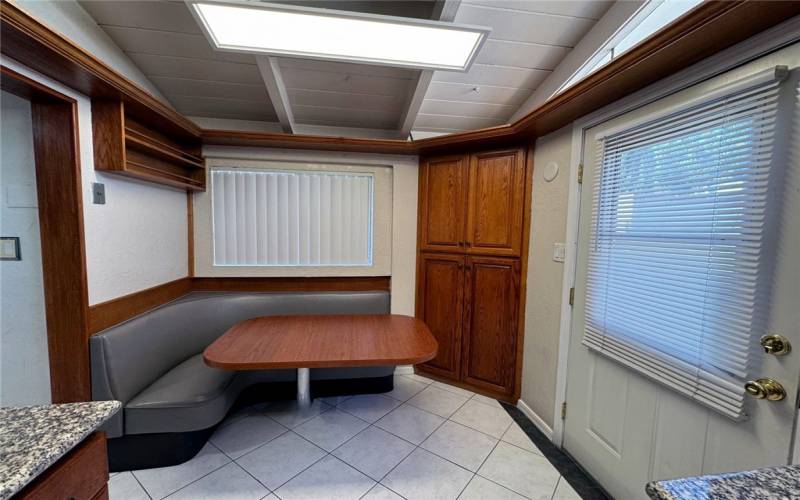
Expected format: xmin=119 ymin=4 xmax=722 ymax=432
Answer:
xmin=0 ymin=91 xmax=51 ymax=406
xmin=0 ymin=57 xmax=189 ymax=305
xmin=9 ymin=0 xmax=166 ymax=101
xmin=198 ymin=147 xmax=419 ymax=315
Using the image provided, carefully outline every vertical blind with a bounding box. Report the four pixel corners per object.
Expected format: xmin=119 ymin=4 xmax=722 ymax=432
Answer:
xmin=212 ymin=169 xmax=373 ymax=266
xmin=583 ymin=71 xmax=785 ymax=420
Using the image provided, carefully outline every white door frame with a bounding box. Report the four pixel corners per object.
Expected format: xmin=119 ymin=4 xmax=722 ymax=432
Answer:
xmin=549 ymin=16 xmax=800 ymax=446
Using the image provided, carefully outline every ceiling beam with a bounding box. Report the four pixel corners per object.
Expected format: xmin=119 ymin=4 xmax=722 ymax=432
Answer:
xmin=397 ymin=0 xmax=461 ymax=139
xmin=256 ymin=56 xmax=295 ymax=133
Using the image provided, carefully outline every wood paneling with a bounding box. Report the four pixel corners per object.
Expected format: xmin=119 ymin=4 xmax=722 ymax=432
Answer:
xmin=418 ymin=155 xmax=468 ymax=253
xmin=462 ymin=256 xmax=520 ymax=395
xmin=466 ymin=148 xmax=525 ymax=257
xmin=192 ymin=276 xmax=391 ymax=293
xmin=204 ymin=315 xmax=438 ymax=369
xmin=17 ymin=432 xmax=108 ymax=500
xmin=2 ymin=66 xmax=92 ymax=403
xmin=88 ymin=277 xmax=193 ymax=334
xmin=416 ymin=253 xmax=465 ymax=379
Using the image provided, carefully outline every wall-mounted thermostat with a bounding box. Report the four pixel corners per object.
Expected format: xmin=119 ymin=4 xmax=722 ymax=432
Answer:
xmin=0 ymin=237 xmax=21 ymax=261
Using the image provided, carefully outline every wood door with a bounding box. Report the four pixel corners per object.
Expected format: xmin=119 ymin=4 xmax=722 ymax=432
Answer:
xmin=416 ymin=252 xmax=465 ymax=379
xmin=419 ymin=155 xmax=468 ymax=253
xmin=461 ymin=256 xmax=520 ymax=395
xmin=465 ymin=148 xmax=526 ymax=257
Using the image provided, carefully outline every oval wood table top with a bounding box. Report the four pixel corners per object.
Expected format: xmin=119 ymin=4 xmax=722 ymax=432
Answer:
xmin=203 ymin=314 xmax=438 ymax=370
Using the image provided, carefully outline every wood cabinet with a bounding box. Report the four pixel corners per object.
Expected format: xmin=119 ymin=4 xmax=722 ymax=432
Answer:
xmin=419 ymin=148 xmax=525 ymax=257
xmin=416 ymin=147 xmax=530 ymax=400
xmin=17 ymin=432 xmax=109 ymax=500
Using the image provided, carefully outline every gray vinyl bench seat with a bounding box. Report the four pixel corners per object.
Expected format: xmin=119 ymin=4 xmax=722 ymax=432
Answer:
xmin=89 ymin=290 xmax=393 ymax=469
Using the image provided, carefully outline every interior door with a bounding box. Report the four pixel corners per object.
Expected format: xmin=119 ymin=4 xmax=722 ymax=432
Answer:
xmin=419 ymin=155 xmax=468 ymax=253
xmin=465 ymin=148 xmax=525 ymax=257
xmin=461 ymin=256 xmax=519 ymax=395
xmin=563 ymin=66 xmax=800 ymax=499
xmin=416 ymin=252 xmax=465 ymax=379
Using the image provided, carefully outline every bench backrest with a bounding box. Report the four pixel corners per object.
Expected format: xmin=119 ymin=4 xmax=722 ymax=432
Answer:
xmin=89 ymin=291 xmax=391 ymax=405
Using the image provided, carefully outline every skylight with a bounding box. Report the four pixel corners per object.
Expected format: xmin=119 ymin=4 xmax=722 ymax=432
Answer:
xmin=189 ymin=1 xmax=490 ymax=72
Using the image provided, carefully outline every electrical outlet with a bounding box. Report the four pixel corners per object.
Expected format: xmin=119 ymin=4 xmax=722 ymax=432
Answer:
xmin=92 ymin=182 xmax=106 ymax=204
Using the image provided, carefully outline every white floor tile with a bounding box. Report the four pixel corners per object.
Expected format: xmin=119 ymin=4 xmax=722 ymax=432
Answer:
xmin=450 ymin=400 xmax=513 ymax=438
xmin=219 ymin=403 xmax=272 ymax=429
xmin=431 ymin=381 xmax=475 ymax=397
xmin=381 ymin=448 xmax=473 ymax=500
xmin=552 ymin=476 xmax=583 ymax=500
xmin=385 ymin=376 xmax=429 ymax=402
xmin=166 ymin=462 xmax=269 ymax=500
xmin=420 ymin=421 xmax=498 ymax=472
xmin=293 ymin=409 xmax=369 ymax=451
xmin=407 ymin=385 xmax=470 ymax=418
xmin=478 ymin=442 xmax=560 ymax=500
xmin=236 ymin=432 xmax=325 ymax=491
xmin=332 ymin=426 xmax=415 ymax=481
xmin=211 ymin=415 xmax=287 ymax=459
xmin=109 ymin=471 xmax=149 ymax=500
xmin=361 ymin=484 xmax=404 ymax=500
xmin=458 ymin=475 xmax=527 ymax=500
xmin=501 ymin=422 xmax=540 ymax=454
xmin=274 ymin=455 xmax=375 ymax=500
xmin=336 ymin=394 xmax=401 ymax=423
xmin=318 ymin=395 xmax=354 ymax=406
xmin=374 ymin=403 xmax=445 ymax=445
xmin=263 ymin=400 xmax=330 ymax=429
xmin=470 ymin=393 xmax=502 ymax=408
xmin=133 ymin=443 xmax=231 ymax=499
xmin=399 ymin=373 xmax=434 ymax=385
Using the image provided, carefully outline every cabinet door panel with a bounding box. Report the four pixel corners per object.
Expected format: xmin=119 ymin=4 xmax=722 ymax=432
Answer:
xmin=462 ymin=256 xmax=519 ymax=395
xmin=466 ymin=149 xmax=525 ymax=256
xmin=416 ymin=253 xmax=465 ymax=379
xmin=419 ymin=155 xmax=468 ymax=252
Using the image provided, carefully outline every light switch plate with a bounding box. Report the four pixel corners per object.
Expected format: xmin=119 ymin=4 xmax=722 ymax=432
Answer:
xmin=553 ymin=242 xmax=566 ymax=263
xmin=92 ymin=182 xmax=106 ymax=204
xmin=0 ymin=237 xmax=21 ymax=260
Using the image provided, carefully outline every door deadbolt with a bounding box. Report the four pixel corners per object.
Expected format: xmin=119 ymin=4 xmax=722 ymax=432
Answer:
xmin=760 ymin=334 xmax=791 ymax=356
xmin=744 ymin=378 xmax=786 ymax=401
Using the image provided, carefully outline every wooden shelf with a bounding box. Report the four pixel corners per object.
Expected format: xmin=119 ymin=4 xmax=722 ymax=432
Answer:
xmin=92 ymin=100 xmax=205 ymax=191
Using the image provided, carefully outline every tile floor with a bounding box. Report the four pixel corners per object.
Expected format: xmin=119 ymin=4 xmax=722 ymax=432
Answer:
xmin=109 ymin=374 xmax=583 ymax=500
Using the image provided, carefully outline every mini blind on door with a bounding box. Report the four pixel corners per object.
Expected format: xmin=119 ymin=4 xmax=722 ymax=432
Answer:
xmin=212 ymin=169 xmax=373 ymax=266
xmin=583 ymin=68 xmax=786 ymax=420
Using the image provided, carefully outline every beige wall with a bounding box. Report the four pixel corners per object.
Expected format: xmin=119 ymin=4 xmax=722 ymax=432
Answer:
xmin=520 ymin=125 xmax=573 ymax=429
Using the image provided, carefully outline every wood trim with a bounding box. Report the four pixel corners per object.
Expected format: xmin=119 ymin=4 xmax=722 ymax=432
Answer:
xmin=187 ymin=192 xmax=194 ymax=277
xmin=88 ymin=277 xmax=192 ymax=334
xmin=0 ymin=0 xmax=200 ymax=141
xmin=2 ymin=65 xmax=92 ymax=403
xmin=3 ymin=1 xmax=797 ymax=154
xmin=514 ymin=145 xmax=535 ymax=402
xmin=87 ymin=276 xmax=392 ymax=332
xmin=191 ymin=276 xmax=391 ymax=293
xmin=201 ymin=129 xmax=416 ymax=155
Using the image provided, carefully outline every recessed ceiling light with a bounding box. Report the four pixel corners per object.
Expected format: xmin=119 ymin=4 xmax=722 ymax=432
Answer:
xmin=188 ymin=1 xmax=490 ymax=72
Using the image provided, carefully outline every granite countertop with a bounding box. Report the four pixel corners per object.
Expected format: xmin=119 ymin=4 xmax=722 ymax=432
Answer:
xmin=646 ymin=465 xmax=800 ymax=500
xmin=0 ymin=400 xmax=121 ymax=499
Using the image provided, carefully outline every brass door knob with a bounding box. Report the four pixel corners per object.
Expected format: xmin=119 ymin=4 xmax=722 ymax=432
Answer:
xmin=760 ymin=334 xmax=791 ymax=356
xmin=744 ymin=378 xmax=786 ymax=401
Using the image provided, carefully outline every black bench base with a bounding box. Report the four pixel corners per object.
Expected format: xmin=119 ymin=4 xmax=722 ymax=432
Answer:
xmin=108 ymin=374 xmax=393 ymax=472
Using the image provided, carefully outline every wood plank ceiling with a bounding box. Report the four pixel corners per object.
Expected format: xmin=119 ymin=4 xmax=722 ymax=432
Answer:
xmin=79 ymin=0 xmax=613 ymax=139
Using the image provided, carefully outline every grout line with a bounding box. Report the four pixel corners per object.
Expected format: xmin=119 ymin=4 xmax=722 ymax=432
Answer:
xmin=154 ymin=442 xmax=232 ymax=499
xmin=126 ymin=471 xmax=154 ymax=500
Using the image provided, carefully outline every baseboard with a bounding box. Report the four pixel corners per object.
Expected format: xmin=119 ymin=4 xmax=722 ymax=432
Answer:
xmin=394 ymin=365 xmax=414 ymax=375
xmin=517 ymin=398 xmax=554 ymax=441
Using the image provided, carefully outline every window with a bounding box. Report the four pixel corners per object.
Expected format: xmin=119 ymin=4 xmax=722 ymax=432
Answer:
xmin=211 ymin=168 xmax=373 ymax=266
xmin=583 ymin=69 xmax=785 ymax=420
xmin=555 ymin=0 xmax=703 ymax=95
